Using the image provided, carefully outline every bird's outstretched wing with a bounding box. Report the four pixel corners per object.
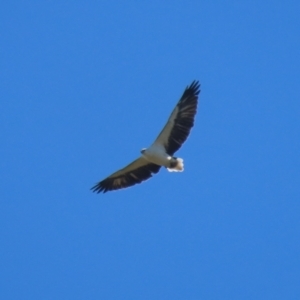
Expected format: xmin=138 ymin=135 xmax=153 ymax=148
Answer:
xmin=153 ymin=80 xmax=200 ymax=155
xmin=91 ymin=157 xmax=161 ymax=193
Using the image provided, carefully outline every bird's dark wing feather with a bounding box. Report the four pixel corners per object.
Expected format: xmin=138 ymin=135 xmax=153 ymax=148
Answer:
xmin=153 ymin=80 xmax=200 ymax=155
xmin=91 ymin=157 xmax=161 ymax=193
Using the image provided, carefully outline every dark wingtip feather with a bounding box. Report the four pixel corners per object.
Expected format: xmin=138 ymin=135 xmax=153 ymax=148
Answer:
xmin=185 ymin=80 xmax=201 ymax=97
xmin=91 ymin=182 xmax=106 ymax=193
xmin=91 ymin=185 xmax=100 ymax=193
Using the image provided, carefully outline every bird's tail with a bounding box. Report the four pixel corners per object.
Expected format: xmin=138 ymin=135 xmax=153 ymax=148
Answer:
xmin=167 ymin=158 xmax=184 ymax=172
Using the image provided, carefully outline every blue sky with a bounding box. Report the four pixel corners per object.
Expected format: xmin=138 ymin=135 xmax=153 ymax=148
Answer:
xmin=1 ymin=1 xmax=299 ymax=299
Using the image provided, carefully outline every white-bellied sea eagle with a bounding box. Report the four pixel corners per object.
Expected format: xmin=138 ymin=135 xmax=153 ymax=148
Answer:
xmin=91 ymin=80 xmax=201 ymax=193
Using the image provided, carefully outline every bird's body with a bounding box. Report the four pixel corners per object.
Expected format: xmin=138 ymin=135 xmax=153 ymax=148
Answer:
xmin=91 ymin=80 xmax=200 ymax=193
xmin=142 ymin=144 xmax=184 ymax=171
xmin=142 ymin=144 xmax=172 ymax=167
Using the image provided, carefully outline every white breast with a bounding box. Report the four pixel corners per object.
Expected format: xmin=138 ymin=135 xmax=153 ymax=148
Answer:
xmin=142 ymin=144 xmax=171 ymax=167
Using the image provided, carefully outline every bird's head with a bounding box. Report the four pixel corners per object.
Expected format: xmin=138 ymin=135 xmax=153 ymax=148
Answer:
xmin=140 ymin=148 xmax=147 ymax=154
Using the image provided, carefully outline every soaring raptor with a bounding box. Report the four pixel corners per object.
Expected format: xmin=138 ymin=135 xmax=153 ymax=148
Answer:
xmin=91 ymin=80 xmax=201 ymax=193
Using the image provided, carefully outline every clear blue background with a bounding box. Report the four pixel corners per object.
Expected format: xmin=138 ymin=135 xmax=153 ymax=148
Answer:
xmin=1 ymin=1 xmax=299 ymax=299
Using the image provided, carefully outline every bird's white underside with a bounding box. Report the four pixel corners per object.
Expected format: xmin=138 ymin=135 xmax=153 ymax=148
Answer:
xmin=143 ymin=144 xmax=184 ymax=172
xmin=142 ymin=144 xmax=171 ymax=166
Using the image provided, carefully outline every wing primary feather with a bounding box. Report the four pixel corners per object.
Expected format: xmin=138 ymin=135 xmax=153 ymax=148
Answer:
xmin=153 ymin=80 xmax=201 ymax=155
xmin=91 ymin=159 xmax=161 ymax=193
xmin=166 ymin=80 xmax=200 ymax=154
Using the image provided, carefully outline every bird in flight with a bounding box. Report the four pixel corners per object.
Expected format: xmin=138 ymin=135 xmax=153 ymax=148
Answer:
xmin=91 ymin=80 xmax=201 ymax=193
